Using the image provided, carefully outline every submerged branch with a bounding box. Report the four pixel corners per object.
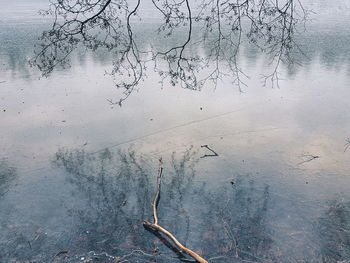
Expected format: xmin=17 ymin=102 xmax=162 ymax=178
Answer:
xmin=143 ymin=158 xmax=208 ymax=263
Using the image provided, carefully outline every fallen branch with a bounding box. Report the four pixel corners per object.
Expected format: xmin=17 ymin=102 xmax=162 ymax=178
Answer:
xmin=144 ymin=224 xmax=195 ymax=262
xmin=143 ymin=158 xmax=208 ymax=263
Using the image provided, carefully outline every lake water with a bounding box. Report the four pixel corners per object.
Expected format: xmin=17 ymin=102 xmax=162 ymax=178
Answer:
xmin=0 ymin=1 xmax=350 ymax=262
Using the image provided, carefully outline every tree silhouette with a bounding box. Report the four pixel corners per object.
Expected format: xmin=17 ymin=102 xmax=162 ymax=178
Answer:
xmin=317 ymin=199 xmax=350 ymax=263
xmin=0 ymin=159 xmax=17 ymax=199
xmin=50 ymin=147 xmax=275 ymax=262
xmin=31 ymin=0 xmax=307 ymax=104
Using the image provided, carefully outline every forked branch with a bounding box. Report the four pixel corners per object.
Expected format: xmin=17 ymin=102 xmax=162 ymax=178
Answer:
xmin=32 ymin=0 xmax=308 ymax=102
xmin=143 ymin=158 xmax=208 ymax=263
xmin=200 ymin=145 xmax=219 ymax=158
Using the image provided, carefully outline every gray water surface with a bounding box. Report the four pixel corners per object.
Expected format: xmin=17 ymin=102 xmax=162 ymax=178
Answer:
xmin=0 ymin=1 xmax=350 ymax=262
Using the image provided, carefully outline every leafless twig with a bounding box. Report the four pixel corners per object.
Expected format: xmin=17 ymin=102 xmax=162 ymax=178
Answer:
xmin=200 ymin=145 xmax=219 ymax=158
xmin=297 ymin=153 xmax=320 ymax=165
xmin=31 ymin=0 xmax=308 ymax=103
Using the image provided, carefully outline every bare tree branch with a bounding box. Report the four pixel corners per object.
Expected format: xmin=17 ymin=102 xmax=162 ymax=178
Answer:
xmin=31 ymin=0 xmax=308 ymax=104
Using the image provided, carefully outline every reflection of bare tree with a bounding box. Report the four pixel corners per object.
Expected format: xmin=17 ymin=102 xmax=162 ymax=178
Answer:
xmin=0 ymin=159 xmax=18 ymax=263
xmin=31 ymin=0 xmax=307 ymax=104
xmin=199 ymin=176 xmax=273 ymax=262
xmin=52 ymin=148 xmax=277 ymax=262
xmin=0 ymin=159 xmax=17 ymax=198
xmin=53 ymin=147 xmax=200 ymax=262
xmin=1 ymin=148 xmax=350 ymax=262
xmin=317 ymin=199 xmax=350 ymax=263
xmin=51 ymin=147 xmax=277 ymax=262
xmin=344 ymin=138 xmax=350 ymax=153
xmin=54 ymin=148 xmax=154 ymax=257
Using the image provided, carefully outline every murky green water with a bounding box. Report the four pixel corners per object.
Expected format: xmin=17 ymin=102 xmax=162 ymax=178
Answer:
xmin=1 ymin=1 xmax=350 ymax=262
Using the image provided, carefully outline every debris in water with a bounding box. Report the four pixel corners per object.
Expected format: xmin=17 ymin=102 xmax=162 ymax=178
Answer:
xmin=298 ymin=153 xmax=320 ymax=165
xmin=200 ymin=145 xmax=219 ymax=158
xmin=55 ymin=250 xmax=69 ymax=256
xmin=344 ymin=138 xmax=350 ymax=152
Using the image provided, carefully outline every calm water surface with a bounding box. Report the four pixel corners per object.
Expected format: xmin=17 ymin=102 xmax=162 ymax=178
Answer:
xmin=0 ymin=1 xmax=350 ymax=262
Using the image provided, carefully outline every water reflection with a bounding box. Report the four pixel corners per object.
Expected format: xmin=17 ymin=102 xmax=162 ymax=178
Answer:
xmin=53 ymin=147 xmax=203 ymax=262
xmin=0 ymin=145 xmax=349 ymax=262
xmin=1 ymin=2 xmax=350 ymax=262
xmin=317 ymin=199 xmax=350 ymax=262
xmin=0 ymin=159 xmax=18 ymax=263
xmin=54 ymin=148 xmax=154 ymax=257
xmin=53 ymin=147 xmax=350 ymax=263
xmin=52 ymin=147 xmax=273 ymax=262
xmin=1 ymin=23 xmax=350 ymax=82
xmin=0 ymin=159 xmax=17 ymax=198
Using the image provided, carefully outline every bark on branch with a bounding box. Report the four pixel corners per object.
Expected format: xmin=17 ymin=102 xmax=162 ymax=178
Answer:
xmin=143 ymin=158 xmax=208 ymax=263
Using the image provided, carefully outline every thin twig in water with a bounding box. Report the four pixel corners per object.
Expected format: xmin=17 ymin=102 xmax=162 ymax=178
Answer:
xmin=200 ymin=145 xmax=218 ymax=158
xmin=297 ymin=154 xmax=320 ymax=165
xmin=143 ymin=158 xmax=208 ymax=263
xmin=55 ymin=250 xmax=68 ymax=257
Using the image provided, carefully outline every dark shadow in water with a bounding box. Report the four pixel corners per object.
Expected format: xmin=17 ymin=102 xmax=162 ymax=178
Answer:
xmin=0 ymin=159 xmax=18 ymax=263
xmin=0 ymin=159 xmax=17 ymax=199
xmin=2 ymin=147 xmax=349 ymax=263
xmin=53 ymin=148 xmax=155 ymax=259
xmin=50 ymin=147 xmax=201 ymax=262
xmin=0 ymin=147 xmax=274 ymax=262
xmin=317 ymin=199 xmax=350 ymax=263
xmin=47 ymin=147 xmax=274 ymax=262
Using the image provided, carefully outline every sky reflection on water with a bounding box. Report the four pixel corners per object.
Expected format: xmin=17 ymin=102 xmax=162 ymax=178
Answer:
xmin=0 ymin=1 xmax=350 ymax=262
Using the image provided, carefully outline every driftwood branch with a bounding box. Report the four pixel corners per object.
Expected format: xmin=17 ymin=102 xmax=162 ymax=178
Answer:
xmin=144 ymin=225 xmax=195 ymax=262
xmin=200 ymin=145 xmax=218 ymax=158
xmin=143 ymin=159 xmax=208 ymax=263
